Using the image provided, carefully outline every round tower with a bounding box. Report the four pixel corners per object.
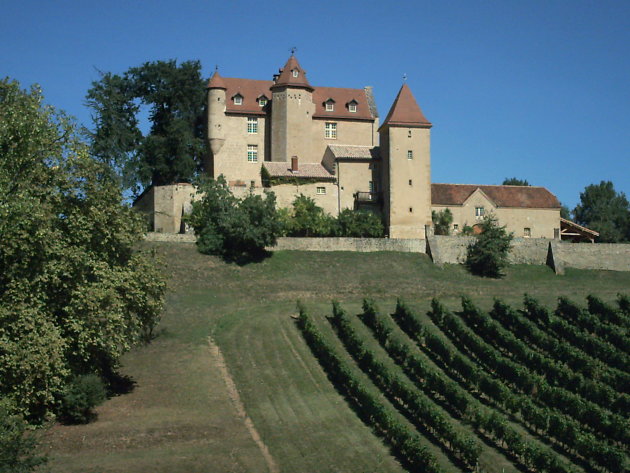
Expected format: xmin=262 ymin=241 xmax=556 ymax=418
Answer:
xmin=206 ymin=69 xmax=227 ymax=175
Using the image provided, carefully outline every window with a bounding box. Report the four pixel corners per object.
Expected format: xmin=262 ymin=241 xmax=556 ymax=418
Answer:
xmin=325 ymin=122 xmax=337 ymax=139
xmin=369 ymin=181 xmax=374 ymax=192
xmin=259 ymin=97 xmax=267 ymax=107
xmin=348 ymin=101 xmax=357 ymax=113
xmin=409 ymin=207 xmax=413 ymax=213
xmin=247 ymin=145 xmax=258 ymax=163
xmin=326 ymin=101 xmax=334 ymax=111
xmin=234 ymin=94 xmax=243 ymax=105
xmin=292 ymin=69 xmax=299 ymax=78
xmin=409 ymin=179 xmax=413 ymax=186
xmin=316 ymin=186 xmax=326 ymax=195
xmin=247 ymin=117 xmax=258 ymax=134
xmin=408 ymin=130 xmax=412 ymax=138
xmin=407 ymin=150 xmax=413 ymax=160
xmin=453 ymin=224 xmax=459 ymax=231
xmin=475 ymin=206 xmax=485 ymax=218
xmin=524 ymin=227 xmax=531 ymax=238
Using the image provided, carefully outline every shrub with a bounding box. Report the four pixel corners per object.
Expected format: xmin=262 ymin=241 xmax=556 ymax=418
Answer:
xmin=465 ymin=214 xmax=513 ymax=278
xmin=286 ymin=194 xmax=336 ymax=237
xmin=60 ymin=375 xmax=107 ymax=424
xmin=336 ymin=209 xmax=384 ymax=237
xmin=431 ymin=209 xmax=453 ymax=235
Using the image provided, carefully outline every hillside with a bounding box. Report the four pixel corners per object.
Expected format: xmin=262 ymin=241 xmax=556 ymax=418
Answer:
xmin=43 ymin=243 xmax=630 ymax=472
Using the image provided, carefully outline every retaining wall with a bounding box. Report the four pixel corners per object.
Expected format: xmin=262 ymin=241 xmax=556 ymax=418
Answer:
xmin=271 ymin=237 xmax=426 ymax=253
xmin=552 ymin=242 xmax=630 ymax=272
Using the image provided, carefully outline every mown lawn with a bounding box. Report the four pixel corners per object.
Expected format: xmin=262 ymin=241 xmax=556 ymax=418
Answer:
xmin=43 ymin=243 xmax=630 ymax=472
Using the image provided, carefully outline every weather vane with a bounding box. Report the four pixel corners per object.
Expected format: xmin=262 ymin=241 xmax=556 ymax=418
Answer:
xmin=215 ymin=64 xmax=218 ymax=72
xmin=403 ymin=73 xmax=407 ymax=82
xmin=290 ymin=46 xmax=297 ymax=56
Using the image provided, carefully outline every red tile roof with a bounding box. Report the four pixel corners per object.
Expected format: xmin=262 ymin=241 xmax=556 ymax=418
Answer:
xmin=431 ymin=184 xmax=561 ymax=209
xmin=222 ymin=78 xmax=274 ymax=115
xmin=271 ymin=55 xmax=314 ymax=91
xmin=381 ymin=84 xmax=431 ymax=129
xmin=264 ymin=162 xmax=335 ymax=180
xmin=313 ymin=86 xmax=376 ymax=120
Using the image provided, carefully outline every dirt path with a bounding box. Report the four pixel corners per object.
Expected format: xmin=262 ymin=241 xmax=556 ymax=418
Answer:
xmin=208 ymin=338 xmax=280 ymax=473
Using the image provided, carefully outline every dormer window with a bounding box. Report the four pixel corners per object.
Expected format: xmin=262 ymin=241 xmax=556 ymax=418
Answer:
xmin=233 ymin=94 xmax=243 ymax=105
xmin=292 ymin=69 xmax=299 ymax=78
xmin=325 ymin=99 xmax=335 ymax=112
xmin=347 ymin=100 xmax=358 ymax=113
xmin=258 ymin=95 xmax=268 ymax=107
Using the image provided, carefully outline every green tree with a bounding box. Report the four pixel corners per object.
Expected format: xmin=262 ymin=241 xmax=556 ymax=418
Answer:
xmin=336 ymin=209 xmax=384 ymax=237
xmin=465 ymin=214 xmax=513 ymax=278
xmin=87 ymin=60 xmax=206 ymax=193
xmin=187 ymin=176 xmax=282 ymax=261
xmin=573 ymin=181 xmax=629 ymax=242
xmin=502 ymin=177 xmax=530 ymax=186
xmin=0 ymin=79 xmax=165 ymax=421
xmin=431 ymin=208 xmax=453 ymax=235
xmin=560 ymin=204 xmax=571 ymax=219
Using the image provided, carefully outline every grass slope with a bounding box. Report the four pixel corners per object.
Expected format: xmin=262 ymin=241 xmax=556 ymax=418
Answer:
xmin=43 ymin=244 xmax=630 ymax=472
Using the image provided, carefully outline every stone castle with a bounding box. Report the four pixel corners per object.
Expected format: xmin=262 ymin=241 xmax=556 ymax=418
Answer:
xmin=136 ymin=53 xmax=564 ymax=240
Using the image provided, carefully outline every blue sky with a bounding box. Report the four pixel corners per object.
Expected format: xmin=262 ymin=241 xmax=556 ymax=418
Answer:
xmin=2 ymin=0 xmax=629 ymax=209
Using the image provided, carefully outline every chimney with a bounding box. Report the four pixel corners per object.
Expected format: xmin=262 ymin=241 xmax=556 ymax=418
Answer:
xmin=291 ymin=156 xmax=299 ymax=172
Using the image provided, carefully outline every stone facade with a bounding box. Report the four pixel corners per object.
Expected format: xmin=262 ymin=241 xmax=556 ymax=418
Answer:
xmin=136 ymin=54 xmax=563 ymax=240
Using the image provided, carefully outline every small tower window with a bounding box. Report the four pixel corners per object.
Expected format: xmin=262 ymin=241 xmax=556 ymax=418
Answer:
xmin=233 ymin=94 xmax=243 ymax=105
xmin=292 ymin=69 xmax=299 ymax=78
xmin=409 ymin=179 xmax=412 ymax=186
xmin=407 ymin=150 xmax=413 ymax=160
xmin=408 ymin=130 xmax=412 ymax=138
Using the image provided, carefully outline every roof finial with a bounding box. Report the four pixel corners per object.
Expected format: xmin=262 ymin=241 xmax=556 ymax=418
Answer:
xmin=214 ymin=64 xmax=219 ymax=73
xmin=403 ymin=73 xmax=407 ymax=82
xmin=290 ymin=46 xmax=297 ymax=56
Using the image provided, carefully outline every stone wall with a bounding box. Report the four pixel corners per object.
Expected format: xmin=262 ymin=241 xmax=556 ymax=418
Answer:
xmin=271 ymin=237 xmax=426 ymax=253
xmin=552 ymin=242 xmax=630 ymax=272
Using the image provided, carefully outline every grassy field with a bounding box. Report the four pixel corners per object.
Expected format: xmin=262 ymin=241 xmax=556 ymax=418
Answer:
xmin=43 ymin=244 xmax=630 ymax=472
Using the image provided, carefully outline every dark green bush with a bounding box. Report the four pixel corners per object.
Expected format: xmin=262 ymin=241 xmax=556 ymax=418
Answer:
xmin=0 ymin=399 xmax=46 ymax=472
xmin=431 ymin=209 xmax=453 ymax=235
xmin=60 ymin=375 xmax=107 ymax=424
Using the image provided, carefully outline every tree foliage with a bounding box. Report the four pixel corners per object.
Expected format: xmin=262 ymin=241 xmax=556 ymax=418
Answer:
xmin=502 ymin=177 xmax=530 ymax=186
xmin=286 ymin=194 xmax=337 ymax=237
xmin=187 ymin=176 xmax=282 ymax=261
xmin=573 ymin=180 xmax=629 ymax=242
xmin=336 ymin=209 xmax=384 ymax=237
xmin=431 ymin=208 xmax=453 ymax=235
xmin=0 ymin=400 xmax=46 ymax=473
xmin=465 ymin=214 xmax=513 ymax=278
xmin=0 ymin=79 xmax=165 ymax=422
xmin=86 ymin=60 xmax=206 ymax=193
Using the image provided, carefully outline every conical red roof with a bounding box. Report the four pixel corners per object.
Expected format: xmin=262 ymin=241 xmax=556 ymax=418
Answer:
xmin=380 ymin=84 xmax=431 ymax=129
xmin=207 ymin=69 xmax=227 ymax=89
xmin=271 ymin=55 xmax=313 ymax=91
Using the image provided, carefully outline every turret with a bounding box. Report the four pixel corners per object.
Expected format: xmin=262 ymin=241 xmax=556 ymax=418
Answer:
xmin=270 ymin=54 xmax=315 ymax=162
xmin=379 ymin=83 xmax=432 ymax=238
xmin=207 ymin=68 xmax=227 ymax=163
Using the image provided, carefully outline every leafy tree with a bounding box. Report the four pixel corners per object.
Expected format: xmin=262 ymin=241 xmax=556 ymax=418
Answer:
xmin=60 ymin=375 xmax=107 ymax=424
xmin=465 ymin=214 xmax=513 ymax=278
xmin=573 ymin=181 xmax=630 ymax=242
xmin=0 ymin=79 xmax=165 ymax=421
xmin=502 ymin=177 xmax=530 ymax=186
xmin=87 ymin=60 xmax=206 ymax=193
xmin=431 ymin=208 xmax=453 ymax=235
xmin=187 ymin=176 xmax=282 ymax=261
xmin=336 ymin=209 xmax=384 ymax=237
xmin=560 ymin=204 xmax=571 ymax=219
xmin=286 ymin=194 xmax=336 ymax=237
xmin=0 ymin=399 xmax=46 ymax=472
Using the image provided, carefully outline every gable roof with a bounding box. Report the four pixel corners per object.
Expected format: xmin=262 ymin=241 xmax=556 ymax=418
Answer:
xmin=271 ymin=55 xmax=314 ymax=91
xmin=380 ymin=84 xmax=431 ymax=129
xmin=313 ymin=86 xmax=376 ymax=120
xmin=327 ymin=144 xmax=380 ymax=160
xmin=431 ymin=184 xmax=561 ymax=209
